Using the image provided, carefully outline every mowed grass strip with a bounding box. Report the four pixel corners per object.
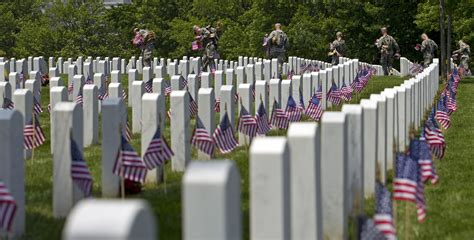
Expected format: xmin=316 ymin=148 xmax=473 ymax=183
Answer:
xmin=393 ymin=77 xmax=474 ymax=239
xmin=25 ymin=74 xmax=405 ymax=239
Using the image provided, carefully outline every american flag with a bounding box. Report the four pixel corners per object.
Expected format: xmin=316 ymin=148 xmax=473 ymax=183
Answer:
xmin=189 ymin=93 xmax=198 ymax=118
xmin=84 ymin=77 xmax=93 ymax=85
xmin=445 ymin=92 xmax=457 ymax=114
xmin=270 ymin=100 xmax=289 ymax=130
xmin=113 ymin=136 xmax=147 ymax=183
xmin=24 ymin=117 xmax=46 ymax=149
xmin=68 ymin=81 xmax=74 ymax=94
xmin=285 ymin=96 xmax=302 ymax=122
xmin=435 ymin=100 xmax=450 ymax=130
xmin=0 ymin=181 xmax=17 ymax=232
xmin=125 ymin=120 xmax=132 ymax=142
xmin=214 ymin=98 xmax=221 ymax=112
xmin=357 ymin=216 xmax=385 ymax=240
xmin=3 ymin=97 xmax=14 ymax=110
xmin=395 ymin=144 xmax=426 ymax=223
xmin=70 ymin=137 xmax=93 ymax=197
xmin=351 ymin=75 xmax=364 ymax=93
xmin=75 ymin=89 xmax=84 ymax=106
xmin=327 ymin=82 xmax=341 ymax=105
xmin=237 ymin=106 xmax=257 ymax=137
xmin=408 ymin=139 xmax=427 ymax=222
xmin=288 ymin=70 xmax=294 ymax=80
xmin=315 ymin=84 xmax=323 ymax=100
xmin=144 ymin=79 xmax=153 ymax=93
xmin=409 ymin=63 xmax=423 ymax=76
xmin=122 ymin=89 xmax=127 ymax=100
xmin=213 ymin=112 xmax=238 ymax=153
xmin=33 ymin=97 xmax=43 ymax=115
xmin=143 ymin=126 xmax=173 ymax=170
xmin=180 ymin=78 xmax=188 ymax=89
xmin=340 ymin=82 xmax=353 ymax=101
xmin=424 ymin=117 xmax=446 ymax=159
xmin=305 ymin=94 xmax=323 ymax=121
xmin=98 ymin=84 xmax=109 ymax=101
xmin=191 ymin=118 xmax=215 ymax=156
xmin=165 ymin=84 xmax=172 ymax=96
xmin=251 ymin=84 xmax=256 ymax=101
xmin=418 ymin=136 xmax=439 ymax=184
xmin=256 ymin=101 xmax=271 ymax=135
xmin=393 ymin=153 xmax=418 ymax=202
xmin=374 ymin=182 xmax=396 ymax=240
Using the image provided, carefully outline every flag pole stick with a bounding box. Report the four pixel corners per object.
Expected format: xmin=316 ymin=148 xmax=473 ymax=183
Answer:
xmin=159 ymin=114 xmax=167 ymax=196
xmin=120 ymin=128 xmax=125 ymax=200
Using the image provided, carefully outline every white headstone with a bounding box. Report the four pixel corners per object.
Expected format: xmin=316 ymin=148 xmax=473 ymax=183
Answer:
xmin=237 ymin=83 xmax=253 ymax=145
xmin=287 ymin=123 xmax=322 ymax=240
xmin=341 ymin=104 xmax=364 ymax=215
xmin=170 ymin=91 xmax=190 ymax=171
xmin=52 ymin=102 xmax=84 ymax=218
xmin=269 ymin=79 xmax=281 ymax=112
xmin=220 ymin=85 xmax=236 ymax=128
xmin=183 ymin=160 xmax=241 ymax=240
xmin=321 ymin=112 xmax=348 ymax=239
xmin=83 ymin=85 xmax=98 ymax=146
xmin=131 ymin=81 xmax=144 ymax=133
xmin=370 ymin=94 xmax=387 ymax=183
xmin=255 ymin=80 xmax=268 ymax=114
xmin=142 ymin=93 xmax=165 ymax=183
xmin=63 ymin=199 xmax=157 ymax=240
xmin=250 ymin=137 xmax=290 ymax=239
xmin=360 ymin=99 xmax=378 ymax=197
xmin=197 ymin=88 xmax=215 ymax=159
xmin=0 ymin=110 xmax=25 ymax=236
xmin=50 ymin=86 xmax=67 ymax=153
xmin=101 ymin=98 xmax=123 ymax=197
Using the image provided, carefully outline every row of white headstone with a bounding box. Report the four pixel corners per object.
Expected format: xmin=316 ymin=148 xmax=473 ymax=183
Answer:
xmin=57 ymin=54 xmax=428 ymax=239
xmin=0 ymin=54 xmax=380 ymax=239
xmin=400 ymin=56 xmax=455 ymax=77
xmin=60 ymin=54 xmax=437 ymax=239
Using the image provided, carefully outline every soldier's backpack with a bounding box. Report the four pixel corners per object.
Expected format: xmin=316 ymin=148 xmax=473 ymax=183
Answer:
xmin=272 ymin=30 xmax=286 ymax=48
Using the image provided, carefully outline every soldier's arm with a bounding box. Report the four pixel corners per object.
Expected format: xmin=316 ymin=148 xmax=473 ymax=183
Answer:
xmin=420 ymin=41 xmax=427 ymax=52
xmin=393 ymin=37 xmax=400 ymax=52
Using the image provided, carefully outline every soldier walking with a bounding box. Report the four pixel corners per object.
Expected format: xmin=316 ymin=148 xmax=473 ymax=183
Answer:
xmin=416 ymin=33 xmax=438 ymax=67
xmin=267 ymin=23 xmax=288 ymax=78
xmin=375 ymin=27 xmax=400 ymax=75
xmin=453 ymin=40 xmax=470 ymax=73
xmin=329 ymin=31 xmax=345 ymax=65
xmin=194 ymin=23 xmax=222 ymax=73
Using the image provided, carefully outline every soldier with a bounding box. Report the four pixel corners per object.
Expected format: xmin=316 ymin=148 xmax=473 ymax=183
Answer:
xmin=132 ymin=28 xmax=155 ymax=67
xmin=194 ymin=23 xmax=222 ymax=73
xmin=329 ymin=31 xmax=345 ymax=65
xmin=375 ymin=27 xmax=400 ymax=75
xmin=453 ymin=40 xmax=470 ymax=72
xmin=415 ymin=33 xmax=438 ymax=67
xmin=267 ymin=23 xmax=288 ymax=78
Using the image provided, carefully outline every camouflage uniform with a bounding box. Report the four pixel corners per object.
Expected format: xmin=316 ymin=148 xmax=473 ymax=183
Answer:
xmin=139 ymin=29 xmax=154 ymax=67
xmin=198 ymin=27 xmax=220 ymax=72
xmin=267 ymin=29 xmax=288 ymax=78
xmin=453 ymin=42 xmax=470 ymax=71
xmin=330 ymin=39 xmax=345 ymax=65
xmin=420 ymin=39 xmax=438 ymax=67
xmin=376 ymin=34 xmax=400 ymax=75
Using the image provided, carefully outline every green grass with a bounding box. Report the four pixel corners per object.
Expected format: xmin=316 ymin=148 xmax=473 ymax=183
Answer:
xmin=387 ymin=77 xmax=474 ymax=239
xmin=25 ymin=74 xmax=406 ymax=239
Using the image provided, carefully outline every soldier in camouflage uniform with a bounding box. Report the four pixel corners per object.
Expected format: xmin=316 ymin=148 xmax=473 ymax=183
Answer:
xmin=375 ymin=27 xmax=400 ymax=75
xmin=418 ymin=33 xmax=438 ymax=67
xmin=133 ymin=28 xmax=154 ymax=67
xmin=194 ymin=24 xmax=221 ymax=73
xmin=453 ymin=40 xmax=470 ymax=71
xmin=267 ymin=23 xmax=288 ymax=78
xmin=329 ymin=31 xmax=345 ymax=65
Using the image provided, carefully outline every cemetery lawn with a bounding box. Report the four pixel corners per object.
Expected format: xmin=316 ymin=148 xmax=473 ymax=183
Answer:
xmin=27 ymin=75 xmax=406 ymax=239
xmin=391 ymin=76 xmax=474 ymax=239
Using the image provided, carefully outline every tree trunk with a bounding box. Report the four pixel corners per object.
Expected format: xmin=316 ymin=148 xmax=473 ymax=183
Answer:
xmin=439 ymin=0 xmax=446 ymax=80
xmin=447 ymin=12 xmax=452 ymax=73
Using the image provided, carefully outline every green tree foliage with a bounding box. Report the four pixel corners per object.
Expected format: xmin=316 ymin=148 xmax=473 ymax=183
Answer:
xmin=0 ymin=0 xmax=471 ymax=65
